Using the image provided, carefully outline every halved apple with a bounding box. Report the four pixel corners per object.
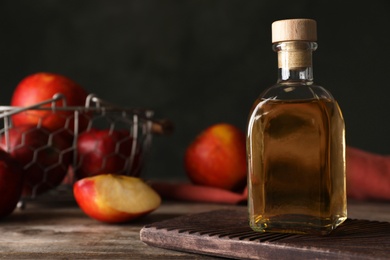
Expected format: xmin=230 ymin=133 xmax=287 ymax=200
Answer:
xmin=73 ymin=174 xmax=161 ymax=223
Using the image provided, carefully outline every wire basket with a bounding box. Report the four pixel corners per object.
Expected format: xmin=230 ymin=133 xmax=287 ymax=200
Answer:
xmin=0 ymin=93 xmax=170 ymax=200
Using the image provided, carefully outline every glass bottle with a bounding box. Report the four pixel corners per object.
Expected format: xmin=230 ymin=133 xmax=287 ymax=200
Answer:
xmin=246 ymin=19 xmax=347 ymax=235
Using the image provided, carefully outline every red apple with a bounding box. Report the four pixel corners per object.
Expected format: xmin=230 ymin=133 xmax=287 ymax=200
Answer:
xmin=73 ymin=174 xmax=161 ymax=223
xmin=0 ymin=125 xmax=73 ymax=197
xmin=184 ymin=123 xmax=247 ymax=191
xmin=11 ymin=72 xmax=89 ymax=133
xmin=0 ymin=149 xmax=24 ymax=218
xmin=75 ymin=129 xmax=143 ymax=180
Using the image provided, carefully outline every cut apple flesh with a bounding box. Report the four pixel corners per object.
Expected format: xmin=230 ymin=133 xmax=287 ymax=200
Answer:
xmin=96 ymin=174 xmax=161 ymax=213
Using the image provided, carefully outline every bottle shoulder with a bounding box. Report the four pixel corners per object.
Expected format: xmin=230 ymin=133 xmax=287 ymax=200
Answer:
xmin=260 ymin=82 xmax=335 ymax=101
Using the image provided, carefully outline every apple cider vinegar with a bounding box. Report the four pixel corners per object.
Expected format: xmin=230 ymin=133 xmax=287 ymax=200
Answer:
xmin=247 ymin=19 xmax=347 ymax=235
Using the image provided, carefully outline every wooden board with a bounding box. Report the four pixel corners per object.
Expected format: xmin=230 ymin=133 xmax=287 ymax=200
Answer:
xmin=140 ymin=208 xmax=390 ymax=259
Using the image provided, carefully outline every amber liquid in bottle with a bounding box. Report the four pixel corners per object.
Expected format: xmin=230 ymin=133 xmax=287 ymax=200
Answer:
xmin=247 ymin=19 xmax=347 ymax=235
xmin=247 ymin=98 xmax=346 ymax=235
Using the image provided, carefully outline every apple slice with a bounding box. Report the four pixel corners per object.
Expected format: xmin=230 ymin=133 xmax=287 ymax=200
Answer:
xmin=73 ymin=174 xmax=161 ymax=223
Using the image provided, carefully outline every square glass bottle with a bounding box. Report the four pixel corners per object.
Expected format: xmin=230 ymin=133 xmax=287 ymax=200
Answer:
xmin=246 ymin=19 xmax=347 ymax=235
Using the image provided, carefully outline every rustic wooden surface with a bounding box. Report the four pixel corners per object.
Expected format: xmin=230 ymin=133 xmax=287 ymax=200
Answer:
xmin=0 ymin=193 xmax=389 ymax=259
xmin=141 ymin=208 xmax=390 ymax=259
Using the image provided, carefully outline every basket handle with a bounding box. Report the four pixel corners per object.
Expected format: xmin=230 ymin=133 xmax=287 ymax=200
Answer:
xmin=151 ymin=119 xmax=174 ymax=135
xmin=0 ymin=93 xmax=67 ymax=119
xmin=85 ymin=94 xmax=174 ymax=135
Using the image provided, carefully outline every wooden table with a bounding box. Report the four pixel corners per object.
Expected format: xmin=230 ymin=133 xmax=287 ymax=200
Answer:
xmin=0 ymin=191 xmax=389 ymax=259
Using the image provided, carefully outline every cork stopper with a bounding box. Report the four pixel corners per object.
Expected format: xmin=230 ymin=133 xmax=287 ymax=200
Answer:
xmin=272 ymin=19 xmax=317 ymax=43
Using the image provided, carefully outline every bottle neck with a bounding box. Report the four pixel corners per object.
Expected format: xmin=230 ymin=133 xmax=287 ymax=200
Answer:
xmin=273 ymin=41 xmax=317 ymax=82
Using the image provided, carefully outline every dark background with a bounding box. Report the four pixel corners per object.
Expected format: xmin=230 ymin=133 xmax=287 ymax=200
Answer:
xmin=1 ymin=1 xmax=389 ymax=181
